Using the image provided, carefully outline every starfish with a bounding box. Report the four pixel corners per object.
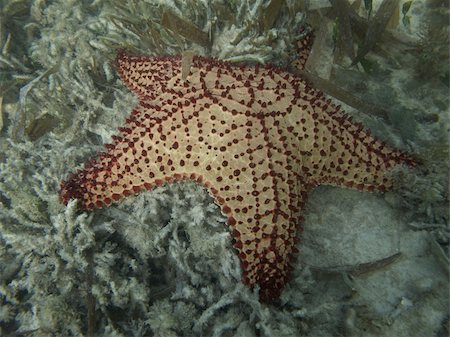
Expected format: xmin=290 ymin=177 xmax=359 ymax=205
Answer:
xmin=60 ymin=31 xmax=415 ymax=302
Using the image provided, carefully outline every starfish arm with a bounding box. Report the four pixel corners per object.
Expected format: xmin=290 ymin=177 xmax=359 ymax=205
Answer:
xmin=292 ymin=27 xmax=314 ymax=71
xmin=116 ymin=50 xmax=182 ymax=99
xmin=286 ymin=90 xmax=415 ymax=192
xmin=59 ymin=104 xmax=181 ymax=209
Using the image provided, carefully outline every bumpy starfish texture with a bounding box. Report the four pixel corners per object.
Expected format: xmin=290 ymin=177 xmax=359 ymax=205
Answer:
xmin=60 ymin=32 xmax=415 ymax=302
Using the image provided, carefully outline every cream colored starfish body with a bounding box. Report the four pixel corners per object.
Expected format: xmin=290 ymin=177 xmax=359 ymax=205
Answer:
xmin=60 ymin=34 xmax=414 ymax=302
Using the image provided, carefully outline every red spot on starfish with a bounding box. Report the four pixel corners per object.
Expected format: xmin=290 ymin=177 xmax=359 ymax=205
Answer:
xmin=60 ymin=29 xmax=416 ymax=303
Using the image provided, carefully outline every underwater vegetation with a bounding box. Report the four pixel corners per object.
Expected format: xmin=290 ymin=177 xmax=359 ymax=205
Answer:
xmin=0 ymin=0 xmax=448 ymax=336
